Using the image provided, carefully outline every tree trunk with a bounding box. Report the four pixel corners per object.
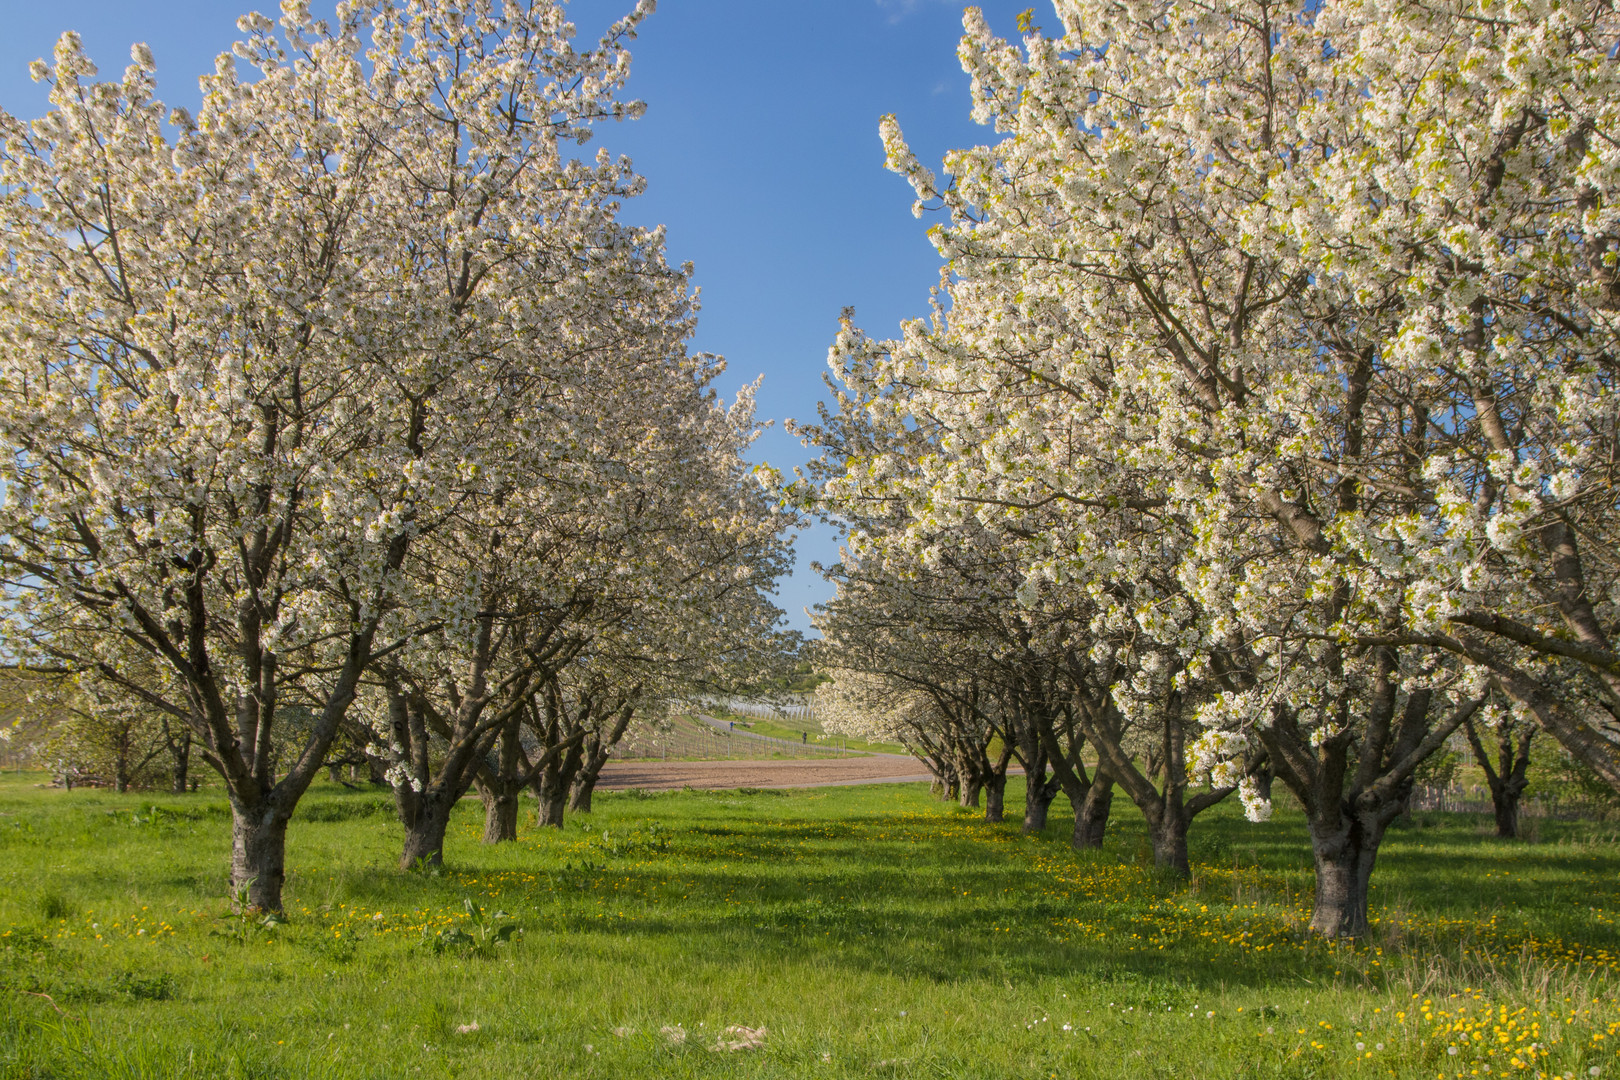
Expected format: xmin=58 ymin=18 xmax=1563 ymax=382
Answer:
xmin=1466 ymin=719 xmax=1532 ymax=840
xmin=1078 ymin=691 xmax=1229 ymax=879
xmin=113 ymin=727 xmax=133 ymax=792
xmin=570 ymin=747 xmax=612 ymax=813
xmin=1306 ymin=808 xmax=1387 ymax=938
xmin=571 ymin=783 xmax=595 ymax=814
xmin=400 ymin=795 xmax=454 ymax=869
xmin=478 ymin=781 xmax=520 ymax=843
xmin=959 ymin=777 xmax=982 ymax=809
xmin=1148 ymin=805 xmax=1191 ymax=878
xmin=1491 ymin=744 xmax=1532 ymax=839
xmin=1089 ymin=716 xmax=1199 ymax=877
xmin=1073 ymin=774 xmax=1113 ymax=850
xmin=983 ymin=770 xmax=1006 ymax=822
xmin=1492 ymin=787 xmax=1522 ymax=839
xmin=537 ymin=787 xmax=567 ymax=827
xmin=474 ymin=711 xmax=526 ymax=843
xmin=532 ymin=734 xmax=584 ymax=829
xmin=170 ymin=730 xmax=191 ymax=794
xmin=230 ymin=805 xmax=290 ymax=911
xmin=1024 ymin=774 xmax=1059 ymax=833
xmin=1492 ymin=793 xmax=1520 ymax=839
xmin=536 ymin=760 xmax=571 ymax=828
xmin=1010 ymin=713 xmax=1059 ymax=833
xmin=392 ymin=779 xmax=420 ymax=832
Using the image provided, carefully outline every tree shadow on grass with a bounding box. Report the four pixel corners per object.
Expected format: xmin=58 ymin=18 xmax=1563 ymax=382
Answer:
xmin=22 ymin=776 xmax=1617 ymax=1000
xmin=294 ymin=808 xmax=1575 ymax=994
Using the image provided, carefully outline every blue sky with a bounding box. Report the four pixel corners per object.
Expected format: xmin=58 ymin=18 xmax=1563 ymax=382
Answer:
xmin=0 ymin=0 xmax=1031 ymax=634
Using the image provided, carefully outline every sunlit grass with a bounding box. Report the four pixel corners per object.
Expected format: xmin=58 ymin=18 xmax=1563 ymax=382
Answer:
xmin=1 ymin=771 xmax=1617 ymax=1078
xmin=703 ymin=708 xmax=909 ymax=756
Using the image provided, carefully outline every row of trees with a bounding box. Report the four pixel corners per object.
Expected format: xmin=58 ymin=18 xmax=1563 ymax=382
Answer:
xmin=795 ymin=0 xmax=1620 ymax=937
xmin=0 ymin=0 xmax=794 ymax=910
xmin=0 ymin=664 xmax=198 ymax=792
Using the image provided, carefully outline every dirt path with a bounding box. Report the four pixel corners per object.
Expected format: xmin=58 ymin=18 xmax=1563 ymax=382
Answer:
xmin=596 ymin=755 xmax=935 ymax=791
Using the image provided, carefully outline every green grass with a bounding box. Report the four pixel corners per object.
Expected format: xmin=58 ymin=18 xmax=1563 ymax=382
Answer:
xmin=622 ymin=715 xmax=861 ymax=761
xmin=2 ymin=771 xmax=1619 ymax=1078
xmin=708 ymin=710 xmax=908 ymax=756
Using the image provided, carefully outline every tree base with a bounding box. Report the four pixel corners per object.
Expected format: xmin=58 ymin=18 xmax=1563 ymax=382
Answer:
xmin=984 ymin=776 xmax=1005 ymax=822
xmin=231 ymin=807 xmax=289 ymax=912
xmin=482 ymin=791 xmax=519 ymax=843
xmin=537 ymin=793 xmax=566 ymax=828
xmin=1307 ymin=811 xmax=1386 ymax=938
xmin=1073 ymin=779 xmax=1113 ymax=850
xmin=399 ymin=795 xmax=453 ymax=869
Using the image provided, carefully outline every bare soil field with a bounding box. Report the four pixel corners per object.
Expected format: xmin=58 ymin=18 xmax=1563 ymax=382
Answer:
xmin=595 ymin=754 xmax=933 ymax=791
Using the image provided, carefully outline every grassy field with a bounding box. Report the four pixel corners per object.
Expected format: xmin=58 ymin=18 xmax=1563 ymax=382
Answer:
xmin=707 ymin=710 xmax=909 ymax=756
xmin=2 ymin=771 xmax=1618 ymax=1079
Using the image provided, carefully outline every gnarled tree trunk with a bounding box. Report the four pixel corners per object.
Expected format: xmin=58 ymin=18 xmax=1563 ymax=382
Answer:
xmin=922 ymin=749 xmax=955 ymax=800
xmin=1147 ymin=799 xmax=1191 ymax=878
xmin=1465 ymin=717 xmax=1533 ymax=839
xmin=1305 ymin=800 xmax=1395 ymax=938
xmin=1082 ymin=692 xmax=1232 ymax=878
xmin=570 ymin=702 xmax=636 ymax=814
xmin=1026 ymin=689 xmax=1111 ymax=851
xmin=1023 ymin=770 xmax=1061 ymax=833
xmin=1262 ymin=666 xmax=1482 ymax=938
xmin=1493 ymin=789 xmax=1522 ymax=839
xmin=380 ymin=644 xmax=533 ymax=867
xmin=399 ymin=793 xmax=455 ymax=869
xmin=983 ymin=771 xmax=1005 ymax=821
xmin=475 ymin=713 xmax=527 ymax=843
xmin=478 ymin=779 xmax=521 ymax=842
xmin=536 ymin=741 xmax=582 ymax=828
xmin=537 ymin=782 xmax=568 ymax=827
xmin=975 ymin=741 xmax=1014 ymax=818
xmin=1012 ymin=716 xmax=1062 ymax=833
xmin=169 ymin=727 xmax=191 ymax=794
xmin=230 ymin=804 xmax=291 ymax=911
xmin=1074 ymin=772 xmax=1113 ymax=850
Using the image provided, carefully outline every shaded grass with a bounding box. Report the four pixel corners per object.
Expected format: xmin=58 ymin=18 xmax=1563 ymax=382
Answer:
xmin=1 ymin=771 xmax=1618 ymax=1078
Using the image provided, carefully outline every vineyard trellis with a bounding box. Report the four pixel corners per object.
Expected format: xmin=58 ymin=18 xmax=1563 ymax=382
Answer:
xmin=709 ymin=696 xmax=818 ymax=722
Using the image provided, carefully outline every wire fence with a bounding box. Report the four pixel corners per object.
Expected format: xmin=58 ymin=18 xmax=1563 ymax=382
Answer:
xmin=705 ymin=696 xmax=817 ymax=722
xmin=1407 ymin=781 xmax=1616 ymax=822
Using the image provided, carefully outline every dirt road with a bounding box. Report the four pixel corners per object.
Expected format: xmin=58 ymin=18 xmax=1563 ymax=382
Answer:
xmin=595 ymin=755 xmax=934 ymax=791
